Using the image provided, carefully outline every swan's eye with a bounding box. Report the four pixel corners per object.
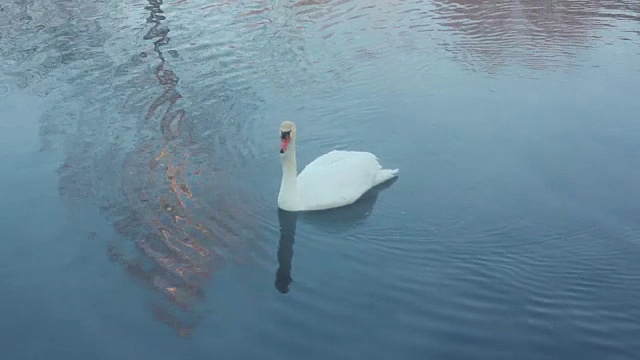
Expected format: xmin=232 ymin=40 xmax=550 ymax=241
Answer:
xmin=280 ymin=130 xmax=291 ymax=140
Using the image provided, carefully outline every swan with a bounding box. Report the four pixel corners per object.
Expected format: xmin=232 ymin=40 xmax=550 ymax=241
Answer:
xmin=277 ymin=120 xmax=398 ymax=211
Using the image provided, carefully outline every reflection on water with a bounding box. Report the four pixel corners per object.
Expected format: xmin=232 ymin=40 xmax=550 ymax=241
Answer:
xmin=298 ymin=177 xmax=397 ymax=234
xmin=280 ymin=0 xmax=640 ymax=73
xmin=0 ymin=0 xmax=254 ymax=337
xmin=101 ymin=0 xmax=269 ymax=336
xmin=104 ymin=0 xmax=212 ymax=336
xmin=275 ymin=179 xmax=397 ymax=293
xmin=1 ymin=0 xmax=639 ymax=345
xmin=276 ymin=209 xmax=297 ymax=294
xmin=433 ymin=0 xmax=640 ymax=71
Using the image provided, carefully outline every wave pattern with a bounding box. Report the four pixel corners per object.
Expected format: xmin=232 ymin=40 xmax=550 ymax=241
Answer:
xmin=1 ymin=0 xmax=271 ymax=336
xmin=2 ymin=0 xmax=640 ymax=354
xmin=432 ymin=0 xmax=640 ymax=72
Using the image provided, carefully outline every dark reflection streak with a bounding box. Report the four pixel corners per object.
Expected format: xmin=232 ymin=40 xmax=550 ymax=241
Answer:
xmin=276 ymin=209 xmax=298 ymax=294
xmin=144 ymin=0 xmax=169 ymax=62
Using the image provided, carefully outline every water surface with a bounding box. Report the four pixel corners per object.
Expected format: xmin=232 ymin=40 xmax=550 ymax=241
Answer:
xmin=2 ymin=1 xmax=640 ymax=359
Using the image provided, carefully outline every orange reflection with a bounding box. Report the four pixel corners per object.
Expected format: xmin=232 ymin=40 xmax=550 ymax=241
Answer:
xmin=106 ymin=0 xmax=220 ymax=337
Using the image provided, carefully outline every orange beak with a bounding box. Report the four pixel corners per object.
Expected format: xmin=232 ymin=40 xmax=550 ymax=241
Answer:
xmin=280 ymin=132 xmax=291 ymax=153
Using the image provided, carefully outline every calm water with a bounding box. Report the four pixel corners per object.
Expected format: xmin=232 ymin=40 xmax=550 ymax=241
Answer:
xmin=2 ymin=0 xmax=640 ymax=359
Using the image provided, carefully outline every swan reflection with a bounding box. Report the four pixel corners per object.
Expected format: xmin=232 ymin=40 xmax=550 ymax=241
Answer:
xmin=276 ymin=209 xmax=297 ymax=294
xmin=275 ymin=177 xmax=397 ymax=293
xmin=299 ymin=176 xmax=398 ymax=233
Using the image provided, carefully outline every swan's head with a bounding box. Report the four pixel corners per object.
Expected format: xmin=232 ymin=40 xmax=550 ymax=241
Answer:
xmin=279 ymin=120 xmax=296 ymax=154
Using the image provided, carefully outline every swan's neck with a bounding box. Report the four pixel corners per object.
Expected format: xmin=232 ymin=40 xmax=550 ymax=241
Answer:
xmin=278 ymin=144 xmax=301 ymax=210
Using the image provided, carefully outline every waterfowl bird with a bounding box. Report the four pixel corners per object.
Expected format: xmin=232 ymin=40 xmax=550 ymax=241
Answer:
xmin=277 ymin=120 xmax=398 ymax=211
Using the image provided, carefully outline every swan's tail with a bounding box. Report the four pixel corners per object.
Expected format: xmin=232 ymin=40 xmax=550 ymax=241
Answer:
xmin=374 ymin=168 xmax=399 ymax=186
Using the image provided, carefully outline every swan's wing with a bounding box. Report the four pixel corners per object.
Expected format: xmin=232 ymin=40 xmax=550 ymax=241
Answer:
xmin=298 ymin=150 xmax=358 ymax=172
xmin=297 ymin=150 xmax=381 ymax=210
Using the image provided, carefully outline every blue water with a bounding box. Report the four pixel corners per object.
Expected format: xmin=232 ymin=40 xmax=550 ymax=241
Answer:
xmin=2 ymin=1 xmax=640 ymax=359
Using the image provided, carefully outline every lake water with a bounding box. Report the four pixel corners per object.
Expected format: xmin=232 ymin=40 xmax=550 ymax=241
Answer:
xmin=2 ymin=1 xmax=640 ymax=359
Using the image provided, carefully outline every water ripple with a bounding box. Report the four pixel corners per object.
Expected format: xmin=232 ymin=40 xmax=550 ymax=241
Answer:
xmin=432 ymin=0 xmax=640 ymax=71
xmin=3 ymin=0 xmax=640 ymax=355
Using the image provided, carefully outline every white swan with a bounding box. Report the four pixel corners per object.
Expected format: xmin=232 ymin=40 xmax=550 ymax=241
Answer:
xmin=277 ymin=120 xmax=398 ymax=211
